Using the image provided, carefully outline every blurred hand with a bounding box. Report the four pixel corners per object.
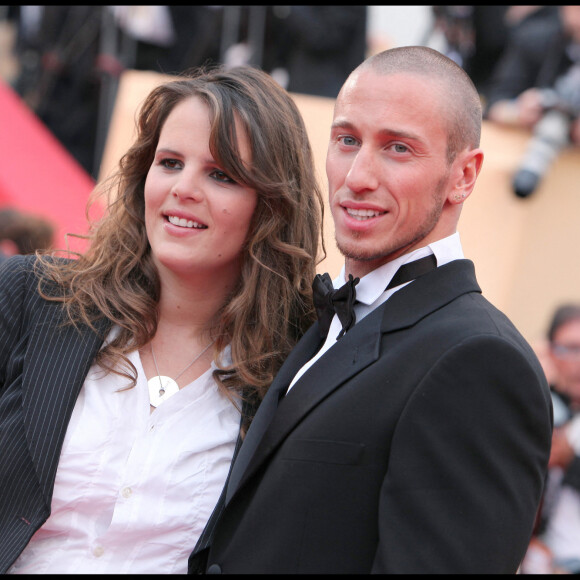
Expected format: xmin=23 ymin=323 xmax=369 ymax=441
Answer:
xmin=515 ymin=88 xmax=546 ymax=129
xmin=487 ymin=89 xmax=545 ymax=129
xmin=549 ymin=426 xmax=575 ymax=469
xmin=570 ymin=117 xmax=580 ymax=146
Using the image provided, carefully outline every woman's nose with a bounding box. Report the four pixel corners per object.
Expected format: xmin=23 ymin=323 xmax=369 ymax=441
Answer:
xmin=171 ymin=171 xmax=204 ymax=201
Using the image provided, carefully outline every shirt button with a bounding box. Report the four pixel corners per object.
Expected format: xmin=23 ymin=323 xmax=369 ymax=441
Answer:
xmin=122 ymin=487 xmax=132 ymax=498
xmin=92 ymin=545 xmax=105 ymax=558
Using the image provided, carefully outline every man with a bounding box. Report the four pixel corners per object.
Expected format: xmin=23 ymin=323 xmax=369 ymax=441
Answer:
xmin=484 ymin=6 xmax=580 ymax=197
xmin=521 ymin=304 xmax=580 ymax=573
xmin=189 ymin=45 xmax=552 ymax=574
xmin=485 ymin=6 xmax=576 ymax=134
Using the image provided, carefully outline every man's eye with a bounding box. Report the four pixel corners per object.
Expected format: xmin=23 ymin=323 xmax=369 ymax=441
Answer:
xmin=393 ymin=143 xmax=409 ymax=153
xmin=340 ymin=136 xmax=358 ymax=147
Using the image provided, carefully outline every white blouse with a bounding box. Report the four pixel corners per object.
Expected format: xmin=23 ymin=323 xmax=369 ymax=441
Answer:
xmin=8 ymin=343 xmax=240 ymax=574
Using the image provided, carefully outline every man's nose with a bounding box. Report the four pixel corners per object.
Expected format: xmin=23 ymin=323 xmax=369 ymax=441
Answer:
xmin=344 ymin=148 xmax=380 ymax=193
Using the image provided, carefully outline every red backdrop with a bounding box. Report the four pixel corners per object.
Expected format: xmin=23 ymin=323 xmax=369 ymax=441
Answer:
xmin=0 ymin=79 xmax=99 ymax=254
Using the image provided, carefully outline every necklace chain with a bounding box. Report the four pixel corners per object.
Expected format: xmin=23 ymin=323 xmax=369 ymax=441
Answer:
xmin=150 ymin=340 xmax=214 ymax=384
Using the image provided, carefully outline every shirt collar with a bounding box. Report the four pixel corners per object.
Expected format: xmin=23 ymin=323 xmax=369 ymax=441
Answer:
xmin=333 ymin=232 xmax=464 ymax=306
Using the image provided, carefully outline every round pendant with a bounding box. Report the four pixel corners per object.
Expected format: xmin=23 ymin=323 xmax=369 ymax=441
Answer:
xmin=148 ymin=375 xmax=179 ymax=407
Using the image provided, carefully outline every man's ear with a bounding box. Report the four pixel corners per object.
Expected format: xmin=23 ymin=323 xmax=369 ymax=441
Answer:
xmin=448 ymin=148 xmax=484 ymax=204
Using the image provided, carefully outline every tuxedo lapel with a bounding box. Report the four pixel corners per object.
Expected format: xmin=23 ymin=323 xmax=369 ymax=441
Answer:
xmin=22 ymin=299 xmax=110 ymax=499
xmin=226 ymin=259 xmax=480 ymax=505
xmin=229 ymin=307 xmax=383 ymax=501
xmin=225 ymin=324 xmax=324 ymax=503
xmin=379 ymin=259 xmax=480 ymax=334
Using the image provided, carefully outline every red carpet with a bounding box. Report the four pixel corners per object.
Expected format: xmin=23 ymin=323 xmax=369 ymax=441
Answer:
xmin=0 ymin=79 xmax=99 ymax=254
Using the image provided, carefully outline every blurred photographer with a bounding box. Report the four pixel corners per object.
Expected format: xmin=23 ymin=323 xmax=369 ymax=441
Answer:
xmin=429 ymin=6 xmax=511 ymax=99
xmin=485 ymin=6 xmax=580 ymax=198
xmin=521 ymin=304 xmax=580 ymax=574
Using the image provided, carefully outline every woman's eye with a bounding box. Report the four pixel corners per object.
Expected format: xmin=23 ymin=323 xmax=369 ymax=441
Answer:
xmin=160 ymin=158 xmax=181 ymax=169
xmin=210 ymin=169 xmax=236 ymax=184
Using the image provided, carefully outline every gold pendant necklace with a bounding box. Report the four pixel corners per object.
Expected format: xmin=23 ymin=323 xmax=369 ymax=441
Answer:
xmin=147 ymin=341 xmax=213 ymax=407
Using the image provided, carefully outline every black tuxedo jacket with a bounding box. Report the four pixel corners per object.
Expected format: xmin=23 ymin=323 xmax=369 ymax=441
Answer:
xmin=189 ymin=259 xmax=552 ymax=574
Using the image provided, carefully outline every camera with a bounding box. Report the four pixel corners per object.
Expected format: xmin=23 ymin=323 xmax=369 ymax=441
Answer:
xmin=512 ymin=65 xmax=580 ymax=198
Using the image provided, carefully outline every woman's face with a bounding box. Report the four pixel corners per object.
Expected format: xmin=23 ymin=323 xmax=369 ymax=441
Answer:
xmin=144 ymin=96 xmax=258 ymax=287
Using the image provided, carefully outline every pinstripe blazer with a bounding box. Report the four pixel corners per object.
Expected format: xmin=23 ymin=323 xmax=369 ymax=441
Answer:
xmin=0 ymin=254 xmax=112 ymax=572
xmin=0 ymin=254 xmax=246 ymax=572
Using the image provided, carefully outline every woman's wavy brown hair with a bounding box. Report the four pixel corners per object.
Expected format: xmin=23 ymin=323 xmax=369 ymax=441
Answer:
xmin=37 ymin=64 xmax=325 ymax=408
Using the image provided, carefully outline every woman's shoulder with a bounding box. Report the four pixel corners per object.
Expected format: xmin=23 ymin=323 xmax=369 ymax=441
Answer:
xmin=0 ymin=256 xmax=46 ymax=329
xmin=0 ymin=254 xmax=72 ymax=293
xmin=0 ymin=252 xmax=69 ymax=272
xmin=0 ymin=253 xmax=37 ymax=281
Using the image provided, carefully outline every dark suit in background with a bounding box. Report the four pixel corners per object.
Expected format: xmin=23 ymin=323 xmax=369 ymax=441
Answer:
xmin=484 ymin=6 xmax=568 ymax=114
xmin=264 ymin=6 xmax=368 ymax=98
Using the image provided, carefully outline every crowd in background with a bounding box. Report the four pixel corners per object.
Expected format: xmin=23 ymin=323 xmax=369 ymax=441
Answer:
xmin=1 ymin=5 xmax=580 ymax=573
xmin=1 ymin=6 xmax=367 ymax=180
xmin=1 ymin=6 xmax=579 ymax=196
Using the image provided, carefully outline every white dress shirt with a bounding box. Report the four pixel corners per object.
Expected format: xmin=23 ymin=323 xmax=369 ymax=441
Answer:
xmin=8 ymin=341 xmax=240 ymax=574
xmin=288 ymin=232 xmax=464 ymax=392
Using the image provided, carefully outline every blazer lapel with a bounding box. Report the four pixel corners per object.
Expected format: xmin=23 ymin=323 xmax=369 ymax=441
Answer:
xmin=22 ymin=299 xmax=110 ymax=500
xmin=227 ymin=259 xmax=480 ymax=504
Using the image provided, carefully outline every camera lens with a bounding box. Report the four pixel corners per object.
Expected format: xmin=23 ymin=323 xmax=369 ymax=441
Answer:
xmin=512 ymin=169 xmax=541 ymax=198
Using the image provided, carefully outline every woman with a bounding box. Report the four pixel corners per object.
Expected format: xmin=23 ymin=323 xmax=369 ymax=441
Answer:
xmin=0 ymin=65 xmax=324 ymax=574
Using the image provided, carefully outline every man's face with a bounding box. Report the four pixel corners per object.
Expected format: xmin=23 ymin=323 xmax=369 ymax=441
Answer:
xmin=326 ymin=69 xmax=471 ymax=279
xmin=550 ymin=317 xmax=580 ymax=407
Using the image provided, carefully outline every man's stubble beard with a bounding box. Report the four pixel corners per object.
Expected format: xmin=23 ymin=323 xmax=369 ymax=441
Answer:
xmin=335 ymin=179 xmax=447 ymax=264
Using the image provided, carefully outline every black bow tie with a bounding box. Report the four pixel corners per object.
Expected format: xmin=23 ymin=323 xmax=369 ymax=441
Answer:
xmin=313 ymin=254 xmax=437 ymax=339
xmin=313 ymin=273 xmax=360 ymax=340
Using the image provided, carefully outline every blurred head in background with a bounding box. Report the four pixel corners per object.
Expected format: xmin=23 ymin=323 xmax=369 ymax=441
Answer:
xmin=0 ymin=207 xmax=54 ymax=257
